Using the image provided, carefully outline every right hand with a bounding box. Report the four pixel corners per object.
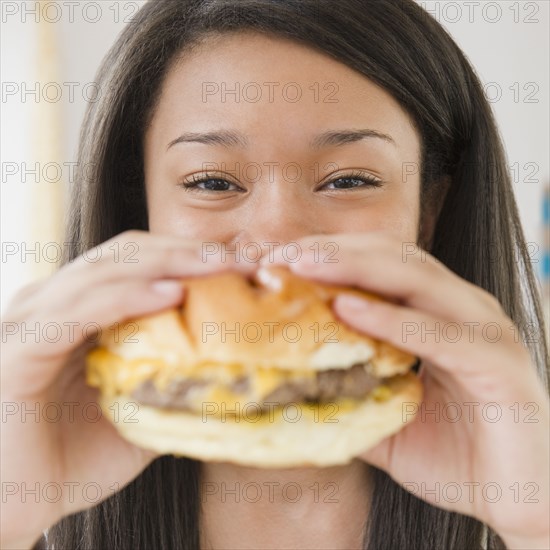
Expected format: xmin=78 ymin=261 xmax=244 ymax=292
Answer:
xmin=0 ymin=230 xmax=255 ymax=549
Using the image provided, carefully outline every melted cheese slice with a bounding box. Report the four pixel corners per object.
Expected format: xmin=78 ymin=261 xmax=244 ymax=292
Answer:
xmin=86 ymin=348 xmax=316 ymax=401
xmin=86 ymin=349 xmax=392 ymax=420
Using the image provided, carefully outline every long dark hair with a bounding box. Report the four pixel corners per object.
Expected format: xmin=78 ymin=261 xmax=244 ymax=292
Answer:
xmin=42 ymin=0 xmax=549 ymax=548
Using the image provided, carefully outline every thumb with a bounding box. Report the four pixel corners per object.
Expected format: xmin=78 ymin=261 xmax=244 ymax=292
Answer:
xmin=358 ymin=436 xmax=392 ymax=472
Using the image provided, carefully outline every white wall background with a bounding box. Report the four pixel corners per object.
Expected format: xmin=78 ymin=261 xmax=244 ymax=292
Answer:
xmin=1 ymin=0 xmax=549 ymax=313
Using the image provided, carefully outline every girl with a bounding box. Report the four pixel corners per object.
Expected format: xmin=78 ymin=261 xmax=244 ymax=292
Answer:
xmin=2 ymin=1 xmax=548 ymax=548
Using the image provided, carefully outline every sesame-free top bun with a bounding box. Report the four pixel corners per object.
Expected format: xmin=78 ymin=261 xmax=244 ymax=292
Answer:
xmin=90 ymin=265 xmax=416 ymax=377
xmin=86 ymin=266 xmax=422 ymax=467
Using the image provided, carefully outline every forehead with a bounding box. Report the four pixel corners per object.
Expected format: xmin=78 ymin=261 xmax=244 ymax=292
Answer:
xmin=145 ymin=31 xmax=420 ymax=161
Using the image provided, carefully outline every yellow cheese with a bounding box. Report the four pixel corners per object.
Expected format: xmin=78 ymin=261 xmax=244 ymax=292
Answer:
xmin=86 ymin=348 xmax=164 ymax=397
xmin=85 ymin=349 xmax=382 ymax=421
xmin=252 ymin=367 xmax=287 ymax=399
xmin=87 ymin=348 xmax=310 ymax=398
xmin=371 ymin=385 xmax=392 ymax=402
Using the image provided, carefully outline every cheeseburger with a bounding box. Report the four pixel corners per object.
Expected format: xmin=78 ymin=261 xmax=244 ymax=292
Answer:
xmin=86 ymin=265 xmax=422 ymax=467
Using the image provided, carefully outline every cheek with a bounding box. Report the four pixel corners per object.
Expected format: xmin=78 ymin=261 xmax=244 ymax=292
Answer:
xmin=326 ymin=184 xmax=420 ymax=241
xmin=386 ymin=179 xmax=421 ymax=240
xmin=146 ymin=183 xmax=240 ymax=240
xmin=146 ymin=182 xmax=184 ymax=235
xmin=147 ymin=197 xmax=215 ymax=237
xmin=331 ymin=204 xmax=419 ymax=241
xmin=145 ymin=166 xmax=421 ymax=242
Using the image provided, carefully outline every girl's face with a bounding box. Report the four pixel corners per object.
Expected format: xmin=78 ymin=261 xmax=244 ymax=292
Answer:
xmin=144 ymin=32 xmax=423 ymax=252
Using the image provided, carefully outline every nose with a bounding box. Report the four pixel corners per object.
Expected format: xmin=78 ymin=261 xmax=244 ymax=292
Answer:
xmin=229 ymin=190 xmax=325 ymax=263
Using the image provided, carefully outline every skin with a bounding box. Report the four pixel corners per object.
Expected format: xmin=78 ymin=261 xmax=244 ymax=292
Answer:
xmin=0 ymin=231 xmax=255 ymax=549
xmin=1 ymin=31 xmax=548 ymax=549
xmin=144 ymin=32 xmax=549 ymax=549
xmin=144 ymin=31 xmax=422 ymax=550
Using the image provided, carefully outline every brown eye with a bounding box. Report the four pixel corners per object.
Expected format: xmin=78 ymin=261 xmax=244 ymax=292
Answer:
xmin=179 ymin=173 xmax=244 ymax=193
xmin=321 ymin=171 xmax=383 ymax=191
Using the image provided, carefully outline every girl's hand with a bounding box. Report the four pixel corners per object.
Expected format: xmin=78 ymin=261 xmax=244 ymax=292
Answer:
xmin=262 ymin=232 xmax=550 ymax=550
xmin=0 ymin=230 xmax=254 ymax=549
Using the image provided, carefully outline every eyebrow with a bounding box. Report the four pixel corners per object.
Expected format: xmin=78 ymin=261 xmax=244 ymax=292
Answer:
xmin=166 ymin=128 xmax=396 ymax=151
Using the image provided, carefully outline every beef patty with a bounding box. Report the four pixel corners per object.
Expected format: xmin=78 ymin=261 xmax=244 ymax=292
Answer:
xmin=131 ymin=363 xmax=381 ymax=411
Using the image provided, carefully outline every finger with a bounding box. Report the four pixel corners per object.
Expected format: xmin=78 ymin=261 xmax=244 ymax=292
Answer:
xmin=2 ymin=279 xmax=186 ymax=396
xmin=29 ymin=278 xmax=185 ymax=351
xmin=359 ymin=434 xmax=392 ymax=472
xmin=10 ymin=237 xmax=254 ymax=321
xmin=333 ymin=293 xmax=527 ymax=385
xmin=262 ymin=233 xmax=504 ymax=324
xmin=61 ymin=230 xmax=256 ymax=286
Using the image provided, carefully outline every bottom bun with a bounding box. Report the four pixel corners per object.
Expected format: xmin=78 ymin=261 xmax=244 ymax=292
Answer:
xmin=101 ymin=372 xmax=422 ymax=467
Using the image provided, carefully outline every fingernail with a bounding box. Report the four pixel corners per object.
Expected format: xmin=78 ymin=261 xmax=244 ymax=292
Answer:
xmin=151 ymin=280 xmax=183 ymax=296
xmin=260 ymin=249 xmax=287 ymax=266
xmin=336 ymin=294 xmax=372 ymax=311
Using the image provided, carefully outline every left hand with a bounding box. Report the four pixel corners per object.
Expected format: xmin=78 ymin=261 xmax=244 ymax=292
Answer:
xmin=261 ymin=232 xmax=550 ymax=550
